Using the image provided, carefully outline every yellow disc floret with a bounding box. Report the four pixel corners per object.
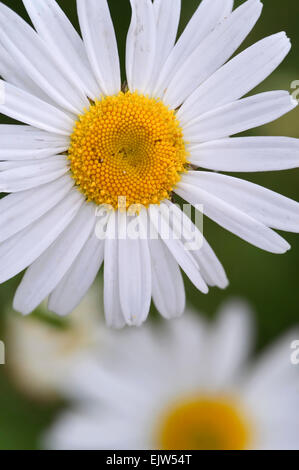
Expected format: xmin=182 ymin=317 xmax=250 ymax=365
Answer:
xmin=68 ymin=92 xmax=187 ymax=209
xmin=157 ymin=396 xmax=253 ymax=450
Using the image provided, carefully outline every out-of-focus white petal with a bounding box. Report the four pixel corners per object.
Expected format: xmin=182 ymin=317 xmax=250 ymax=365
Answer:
xmin=77 ymin=0 xmax=121 ymax=96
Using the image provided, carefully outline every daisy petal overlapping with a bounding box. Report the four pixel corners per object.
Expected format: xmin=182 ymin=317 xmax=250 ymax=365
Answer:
xmin=0 ymin=0 xmax=299 ymax=327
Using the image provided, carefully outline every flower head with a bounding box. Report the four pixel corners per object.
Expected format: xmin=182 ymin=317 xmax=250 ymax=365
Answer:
xmin=0 ymin=0 xmax=299 ymax=326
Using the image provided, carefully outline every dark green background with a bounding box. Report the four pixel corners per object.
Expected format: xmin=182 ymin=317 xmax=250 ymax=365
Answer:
xmin=0 ymin=0 xmax=298 ymax=449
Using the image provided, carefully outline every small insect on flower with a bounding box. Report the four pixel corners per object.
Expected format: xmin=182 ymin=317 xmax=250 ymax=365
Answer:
xmin=0 ymin=0 xmax=299 ymax=327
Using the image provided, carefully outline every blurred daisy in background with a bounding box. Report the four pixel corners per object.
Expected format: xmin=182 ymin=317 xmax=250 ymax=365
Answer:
xmin=0 ymin=0 xmax=299 ymax=327
xmin=6 ymin=284 xmax=103 ymax=401
xmin=44 ymin=301 xmax=299 ymax=450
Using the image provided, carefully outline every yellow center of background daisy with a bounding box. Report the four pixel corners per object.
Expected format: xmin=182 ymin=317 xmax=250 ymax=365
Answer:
xmin=157 ymin=396 xmax=252 ymax=450
xmin=69 ymin=92 xmax=187 ymax=209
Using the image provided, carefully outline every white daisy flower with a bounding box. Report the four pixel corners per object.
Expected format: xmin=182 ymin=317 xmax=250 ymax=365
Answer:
xmin=0 ymin=0 xmax=299 ymax=327
xmin=6 ymin=284 xmax=103 ymax=401
xmin=44 ymin=301 xmax=299 ymax=450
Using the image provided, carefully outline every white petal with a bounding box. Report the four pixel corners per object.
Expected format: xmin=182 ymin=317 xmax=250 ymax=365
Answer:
xmin=153 ymin=0 xmax=234 ymax=100
xmin=0 ymin=42 xmax=55 ymax=103
xmin=0 ymin=81 xmax=74 ymax=135
xmin=77 ymin=0 xmax=121 ymax=96
xmin=163 ymin=199 xmax=228 ymax=289
xmin=150 ymin=0 xmax=181 ymax=91
xmin=183 ymin=91 xmax=297 ymax=143
xmin=23 ymin=0 xmax=100 ymax=100
xmin=103 ymin=211 xmax=126 ymax=329
xmin=178 ymin=32 xmax=291 ymax=125
xmin=0 ymin=175 xmax=74 ymax=243
xmin=13 ymin=203 xmax=96 ymax=315
xmin=118 ymin=211 xmax=152 ymax=326
xmin=185 ymin=171 xmax=299 ymax=233
xmin=194 ymin=238 xmax=229 ymax=289
xmin=149 ymin=236 xmax=185 ymax=319
xmin=48 ymin=225 xmax=104 ymax=316
xmin=0 ymin=156 xmax=69 ymax=192
xmin=0 ymin=3 xmax=89 ymax=114
xmin=126 ymin=0 xmax=156 ymax=94
xmin=208 ymin=300 xmax=254 ymax=387
xmin=188 ymin=137 xmax=299 ymax=172
xmin=162 ymin=0 xmax=262 ymax=108
xmin=0 ymin=189 xmax=83 ymax=285
xmin=0 ymin=125 xmax=68 ymax=160
xmin=149 ymin=204 xmax=208 ymax=293
xmin=176 ymin=180 xmax=290 ymax=254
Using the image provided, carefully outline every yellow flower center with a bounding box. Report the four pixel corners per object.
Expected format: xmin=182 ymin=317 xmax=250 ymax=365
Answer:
xmin=157 ymin=395 xmax=253 ymax=450
xmin=68 ymin=92 xmax=187 ymax=210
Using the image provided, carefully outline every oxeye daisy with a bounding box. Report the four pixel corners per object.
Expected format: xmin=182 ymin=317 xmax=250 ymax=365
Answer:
xmin=44 ymin=301 xmax=299 ymax=450
xmin=0 ymin=0 xmax=299 ymax=327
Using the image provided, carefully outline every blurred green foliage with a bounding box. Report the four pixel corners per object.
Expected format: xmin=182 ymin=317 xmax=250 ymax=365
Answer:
xmin=0 ymin=0 xmax=298 ymax=449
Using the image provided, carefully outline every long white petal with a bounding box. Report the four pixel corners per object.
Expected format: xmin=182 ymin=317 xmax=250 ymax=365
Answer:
xmin=163 ymin=199 xmax=228 ymax=289
xmin=0 ymin=2 xmax=89 ymax=114
xmin=0 ymin=156 xmax=69 ymax=192
xmin=162 ymin=0 xmax=262 ymax=108
xmin=183 ymin=91 xmax=297 ymax=143
xmin=153 ymin=0 xmax=234 ymax=99
xmin=149 ymin=204 xmax=208 ymax=293
xmin=176 ymin=181 xmax=290 ymax=254
xmin=77 ymin=0 xmax=121 ymax=96
xmin=185 ymin=171 xmax=299 ymax=232
xmin=13 ymin=203 xmax=96 ymax=315
xmin=104 ymin=211 xmax=126 ymax=329
xmin=0 ymin=42 xmax=55 ymax=103
xmin=178 ymin=32 xmax=291 ymax=125
xmin=150 ymin=0 xmax=181 ymax=91
xmin=0 ymin=125 xmax=69 ymax=160
xmin=48 ymin=226 xmax=104 ymax=316
xmin=149 ymin=236 xmax=185 ymax=319
xmin=118 ymin=211 xmax=152 ymax=326
xmin=0 ymin=189 xmax=83 ymax=284
xmin=0 ymin=81 xmax=74 ymax=135
xmin=0 ymin=175 xmax=74 ymax=243
xmin=188 ymin=137 xmax=299 ymax=172
xmin=126 ymin=0 xmax=156 ymax=94
xmin=23 ymin=0 xmax=100 ymax=100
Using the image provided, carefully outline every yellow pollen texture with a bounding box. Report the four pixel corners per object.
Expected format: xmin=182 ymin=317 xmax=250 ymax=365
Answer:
xmin=158 ymin=396 xmax=251 ymax=450
xmin=68 ymin=92 xmax=187 ymax=209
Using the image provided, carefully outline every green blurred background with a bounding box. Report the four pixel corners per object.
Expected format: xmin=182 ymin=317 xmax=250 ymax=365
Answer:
xmin=0 ymin=0 xmax=298 ymax=449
